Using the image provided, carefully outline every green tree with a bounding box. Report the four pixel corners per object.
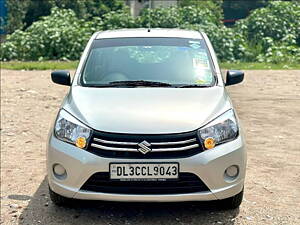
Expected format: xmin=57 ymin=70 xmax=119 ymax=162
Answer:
xmin=178 ymin=0 xmax=223 ymax=8
xmin=178 ymin=0 xmax=223 ymax=22
xmin=1 ymin=7 xmax=103 ymax=61
xmin=222 ymin=0 xmax=267 ymax=20
xmin=80 ymin=0 xmax=125 ymax=18
xmin=5 ymin=0 xmax=125 ymax=33
xmin=24 ymin=0 xmax=52 ymax=28
xmin=5 ymin=0 xmax=29 ymax=34
xmin=49 ymin=0 xmax=124 ymax=19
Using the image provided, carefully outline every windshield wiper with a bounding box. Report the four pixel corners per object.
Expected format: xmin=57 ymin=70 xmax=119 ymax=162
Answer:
xmin=177 ymin=84 xmax=212 ymax=88
xmin=106 ymin=80 xmax=173 ymax=87
xmin=86 ymin=81 xmax=211 ymax=88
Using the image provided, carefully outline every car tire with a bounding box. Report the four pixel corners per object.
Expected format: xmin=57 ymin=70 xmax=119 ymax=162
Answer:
xmin=219 ymin=188 xmax=244 ymax=209
xmin=49 ymin=186 xmax=73 ymax=206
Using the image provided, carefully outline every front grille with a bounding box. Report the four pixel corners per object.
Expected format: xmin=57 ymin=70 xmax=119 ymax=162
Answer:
xmin=86 ymin=130 xmax=204 ymax=159
xmin=80 ymin=172 xmax=210 ymax=194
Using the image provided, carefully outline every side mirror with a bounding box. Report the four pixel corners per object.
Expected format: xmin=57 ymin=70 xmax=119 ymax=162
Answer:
xmin=51 ymin=70 xmax=71 ymax=86
xmin=225 ymin=70 xmax=244 ymax=86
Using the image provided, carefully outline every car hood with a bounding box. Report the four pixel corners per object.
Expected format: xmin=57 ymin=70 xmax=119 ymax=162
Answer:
xmin=63 ymin=86 xmax=232 ymax=134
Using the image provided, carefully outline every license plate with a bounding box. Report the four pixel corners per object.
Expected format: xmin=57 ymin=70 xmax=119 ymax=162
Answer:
xmin=110 ymin=163 xmax=179 ymax=181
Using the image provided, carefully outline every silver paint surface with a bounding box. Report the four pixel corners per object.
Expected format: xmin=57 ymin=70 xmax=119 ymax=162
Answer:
xmin=63 ymin=87 xmax=231 ymax=133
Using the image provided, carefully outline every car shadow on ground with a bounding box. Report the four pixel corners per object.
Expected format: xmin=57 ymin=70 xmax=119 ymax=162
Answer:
xmin=16 ymin=177 xmax=240 ymax=225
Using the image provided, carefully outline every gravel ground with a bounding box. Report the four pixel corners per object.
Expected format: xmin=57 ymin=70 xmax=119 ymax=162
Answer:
xmin=1 ymin=69 xmax=300 ymax=225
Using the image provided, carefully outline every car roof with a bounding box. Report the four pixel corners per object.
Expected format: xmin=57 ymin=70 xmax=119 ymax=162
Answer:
xmin=95 ymin=28 xmax=202 ymax=39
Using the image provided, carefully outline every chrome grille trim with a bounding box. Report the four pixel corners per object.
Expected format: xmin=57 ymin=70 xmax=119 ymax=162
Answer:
xmin=93 ymin=138 xmax=137 ymax=146
xmin=91 ymin=143 xmax=137 ymax=152
xmin=91 ymin=143 xmax=200 ymax=152
xmin=93 ymin=137 xmax=197 ymax=146
xmin=153 ymin=144 xmax=200 ymax=152
xmin=151 ymin=138 xmax=197 ymax=146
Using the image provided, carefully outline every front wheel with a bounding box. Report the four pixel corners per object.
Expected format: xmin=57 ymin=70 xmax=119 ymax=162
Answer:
xmin=219 ymin=188 xmax=244 ymax=209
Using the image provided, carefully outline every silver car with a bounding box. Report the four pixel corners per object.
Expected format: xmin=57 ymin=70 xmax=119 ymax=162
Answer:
xmin=47 ymin=29 xmax=246 ymax=209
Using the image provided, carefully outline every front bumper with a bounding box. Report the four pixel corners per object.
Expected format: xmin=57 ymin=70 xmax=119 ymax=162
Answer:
xmin=47 ymin=134 xmax=246 ymax=202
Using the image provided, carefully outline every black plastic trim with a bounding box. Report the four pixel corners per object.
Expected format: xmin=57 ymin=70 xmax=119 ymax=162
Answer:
xmin=80 ymin=172 xmax=210 ymax=195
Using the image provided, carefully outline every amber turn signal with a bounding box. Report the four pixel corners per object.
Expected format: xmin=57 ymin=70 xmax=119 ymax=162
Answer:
xmin=204 ymin=137 xmax=216 ymax=149
xmin=76 ymin=137 xmax=87 ymax=149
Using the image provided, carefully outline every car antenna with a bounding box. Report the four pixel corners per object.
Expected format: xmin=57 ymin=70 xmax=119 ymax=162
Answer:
xmin=148 ymin=0 xmax=151 ymax=32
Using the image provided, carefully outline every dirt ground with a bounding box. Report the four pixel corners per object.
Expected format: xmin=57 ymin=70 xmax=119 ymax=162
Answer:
xmin=1 ymin=69 xmax=300 ymax=225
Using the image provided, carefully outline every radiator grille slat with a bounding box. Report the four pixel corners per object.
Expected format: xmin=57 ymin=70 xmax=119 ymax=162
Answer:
xmin=91 ymin=142 xmax=200 ymax=152
xmin=93 ymin=137 xmax=197 ymax=146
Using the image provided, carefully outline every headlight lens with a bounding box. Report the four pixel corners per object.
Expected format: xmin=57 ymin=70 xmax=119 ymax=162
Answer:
xmin=198 ymin=109 xmax=238 ymax=149
xmin=54 ymin=110 xmax=91 ymax=149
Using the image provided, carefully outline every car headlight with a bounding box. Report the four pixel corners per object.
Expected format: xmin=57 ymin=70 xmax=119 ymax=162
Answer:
xmin=54 ymin=109 xmax=91 ymax=149
xmin=198 ymin=109 xmax=238 ymax=150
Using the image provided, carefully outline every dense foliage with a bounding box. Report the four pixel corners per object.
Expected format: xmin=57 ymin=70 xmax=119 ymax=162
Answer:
xmin=1 ymin=8 xmax=103 ymax=61
xmin=222 ymin=0 xmax=267 ymax=21
xmin=1 ymin=1 xmax=299 ymax=63
xmin=3 ymin=0 xmax=29 ymax=34
xmin=2 ymin=0 xmax=124 ymax=33
xmin=235 ymin=1 xmax=300 ymax=63
xmin=138 ymin=5 xmax=223 ymax=29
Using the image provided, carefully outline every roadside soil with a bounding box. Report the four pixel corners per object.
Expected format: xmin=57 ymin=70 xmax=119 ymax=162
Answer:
xmin=1 ymin=69 xmax=300 ymax=225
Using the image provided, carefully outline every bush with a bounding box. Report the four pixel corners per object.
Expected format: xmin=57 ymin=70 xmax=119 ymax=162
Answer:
xmin=139 ymin=7 xmax=182 ymax=28
xmin=234 ymin=1 xmax=300 ymax=63
xmin=180 ymin=5 xmax=223 ymax=26
xmin=256 ymin=41 xmax=300 ymax=63
xmin=3 ymin=0 xmax=125 ymax=33
xmin=1 ymin=1 xmax=300 ymax=63
xmin=139 ymin=5 xmax=222 ymax=28
xmin=2 ymin=5 xmax=222 ymax=61
xmin=101 ymin=8 xmax=140 ymax=30
xmin=3 ymin=0 xmax=30 ymax=34
xmin=235 ymin=1 xmax=300 ymax=44
xmin=1 ymin=7 xmax=103 ymax=60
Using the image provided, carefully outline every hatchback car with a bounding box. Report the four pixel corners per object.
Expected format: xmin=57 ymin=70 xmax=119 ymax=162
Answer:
xmin=47 ymin=29 xmax=246 ymax=209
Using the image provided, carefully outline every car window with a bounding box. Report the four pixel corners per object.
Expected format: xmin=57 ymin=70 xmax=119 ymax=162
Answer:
xmin=81 ymin=37 xmax=216 ymax=86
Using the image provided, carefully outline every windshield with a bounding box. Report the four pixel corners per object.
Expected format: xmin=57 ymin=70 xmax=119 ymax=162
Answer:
xmin=81 ymin=37 xmax=216 ymax=87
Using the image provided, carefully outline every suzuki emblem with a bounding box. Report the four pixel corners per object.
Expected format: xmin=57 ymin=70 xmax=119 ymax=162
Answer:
xmin=137 ymin=140 xmax=152 ymax=154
